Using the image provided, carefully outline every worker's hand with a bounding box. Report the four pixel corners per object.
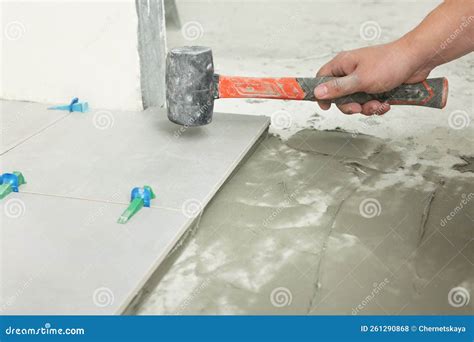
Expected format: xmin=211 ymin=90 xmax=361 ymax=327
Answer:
xmin=314 ymin=41 xmax=433 ymax=115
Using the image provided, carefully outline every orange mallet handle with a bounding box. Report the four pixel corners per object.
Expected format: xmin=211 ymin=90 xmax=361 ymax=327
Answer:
xmin=216 ymin=75 xmax=448 ymax=109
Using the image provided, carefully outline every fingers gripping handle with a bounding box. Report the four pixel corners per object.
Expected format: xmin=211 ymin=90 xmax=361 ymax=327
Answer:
xmin=216 ymin=75 xmax=448 ymax=109
xmin=297 ymin=77 xmax=448 ymax=109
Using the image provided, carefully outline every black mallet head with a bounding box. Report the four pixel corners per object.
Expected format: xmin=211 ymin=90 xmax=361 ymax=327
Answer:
xmin=166 ymin=46 xmax=215 ymax=126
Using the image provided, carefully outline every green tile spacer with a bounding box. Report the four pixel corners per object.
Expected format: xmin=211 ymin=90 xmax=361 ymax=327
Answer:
xmin=117 ymin=198 xmax=144 ymax=224
xmin=13 ymin=171 xmax=26 ymax=187
xmin=143 ymin=185 xmax=156 ymax=200
xmin=117 ymin=185 xmax=155 ymax=224
xmin=0 ymin=183 xmax=13 ymax=200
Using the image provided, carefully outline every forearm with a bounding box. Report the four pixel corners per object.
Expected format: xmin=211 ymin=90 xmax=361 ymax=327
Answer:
xmin=397 ymin=0 xmax=474 ymax=70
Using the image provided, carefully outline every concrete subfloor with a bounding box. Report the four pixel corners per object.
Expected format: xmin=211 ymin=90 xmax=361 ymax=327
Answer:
xmin=134 ymin=0 xmax=473 ymax=315
xmin=135 ymin=132 xmax=472 ymax=315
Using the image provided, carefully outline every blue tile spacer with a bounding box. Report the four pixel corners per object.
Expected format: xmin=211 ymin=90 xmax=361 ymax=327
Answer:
xmin=117 ymin=185 xmax=156 ymax=224
xmin=0 ymin=171 xmax=26 ymax=199
xmin=0 ymin=172 xmax=25 ymax=192
xmin=68 ymin=97 xmax=79 ymax=112
xmin=131 ymin=186 xmax=156 ymax=207
xmin=48 ymin=97 xmax=89 ymax=113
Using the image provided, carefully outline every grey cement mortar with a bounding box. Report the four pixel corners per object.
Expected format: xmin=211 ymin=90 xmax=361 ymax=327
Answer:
xmin=134 ymin=130 xmax=473 ymax=315
xmin=453 ymin=156 xmax=474 ymax=173
xmin=132 ymin=0 xmax=473 ymax=315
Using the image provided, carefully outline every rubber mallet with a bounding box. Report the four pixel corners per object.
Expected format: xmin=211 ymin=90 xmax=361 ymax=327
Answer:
xmin=166 ymin=46 xmax=448 ymax=126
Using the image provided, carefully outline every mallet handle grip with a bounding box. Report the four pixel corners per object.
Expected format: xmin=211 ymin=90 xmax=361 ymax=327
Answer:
xmin=216 ymin=75 xmax=448 ymax=109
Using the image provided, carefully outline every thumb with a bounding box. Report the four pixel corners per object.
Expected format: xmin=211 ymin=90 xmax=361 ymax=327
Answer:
xmin=314 ymin=74 xmax=361 ymax=100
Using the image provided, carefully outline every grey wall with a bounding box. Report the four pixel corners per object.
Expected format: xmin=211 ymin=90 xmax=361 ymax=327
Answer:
xmin=136 ymin=0 xmax=167 ymax=109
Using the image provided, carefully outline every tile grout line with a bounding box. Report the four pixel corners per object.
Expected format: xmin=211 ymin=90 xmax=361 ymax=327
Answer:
xmin=1 ymin=112 xmax=71 ymax=156
xmin=19 ymin=191 xmax=182 ymax=213
xmin=8 ymin=116 xmax=271 ymax=216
